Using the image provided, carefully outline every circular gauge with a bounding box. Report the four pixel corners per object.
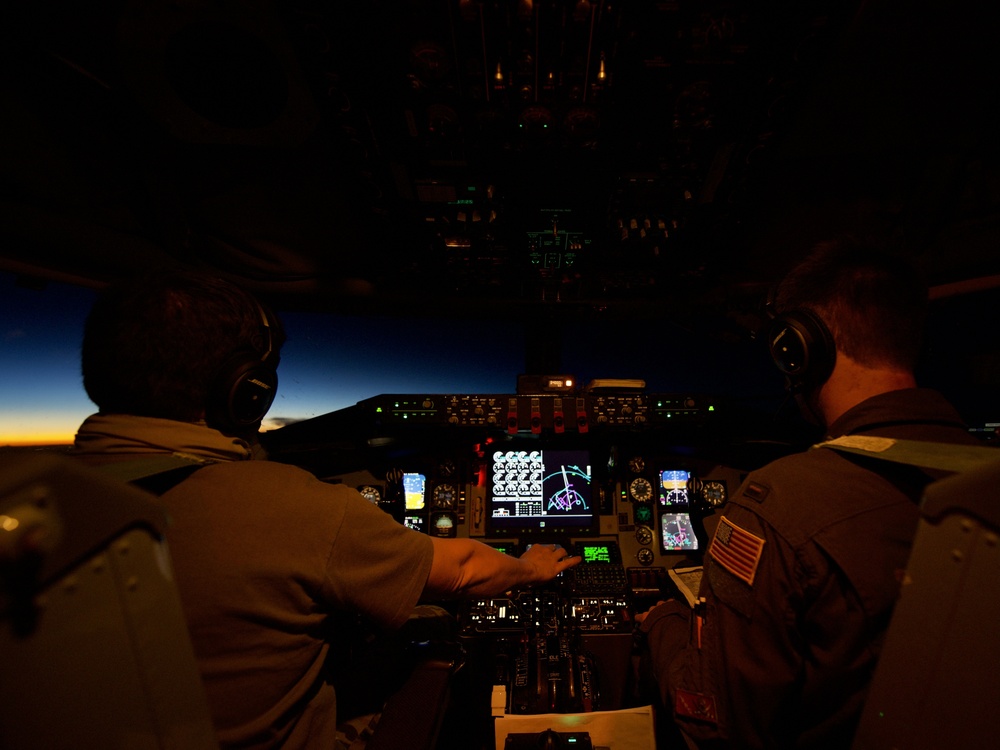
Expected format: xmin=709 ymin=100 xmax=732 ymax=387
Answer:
xmin=633 ymin=502 xmax=654 ymax=526
xmin=430 ymin=511 xmax=457 ymax=537
xmin=686 ymin=476 xmax=704 ymax=496
xmin=629 ymin=477 xmax=653 ymax=502
xmin=438 ymin=459 xmax=456 ymax=478
xmin=703 ymin=480 xmax=728 ymax=507
xmin=628 ymin=456 xmax=645 ymax=473
xmin=635 ymin=525 xmax=654 ymax=546
xmin=432 ymin=483 xmax=457 ymax=509
xmin=636 ymin=548 xmax=655 ymax=566
xmin=358 ymin=485 xmax=381 ymax=505
xmin=663 ymin=488 xmax=686 ymax=506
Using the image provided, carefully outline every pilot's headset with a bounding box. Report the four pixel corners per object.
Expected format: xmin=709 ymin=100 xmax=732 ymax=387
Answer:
xmin=206 ymin=298 xmax=281 ymax=433
xmin=764 ymin=286 xmax=836 ymax=394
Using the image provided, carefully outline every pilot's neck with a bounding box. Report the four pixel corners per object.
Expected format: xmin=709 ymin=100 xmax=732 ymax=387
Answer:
xmin=817 ymin=352 xmax=917 ymax=428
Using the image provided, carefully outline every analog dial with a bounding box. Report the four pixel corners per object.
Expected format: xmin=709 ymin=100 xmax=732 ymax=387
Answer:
xmin=635 ymin=525 xmax=654 ymax=546
xmin=358 ymin=485 xmax=382 ymax=505
xmin=432 ymin=483 xmax=457 ymax=509
xmin=702 ymin=480 xmax=728 ymax=508
xmin=636 ymin=548 xmax=655 ymax=566
xmin=629 ymin=477 xmax=653 ymax=502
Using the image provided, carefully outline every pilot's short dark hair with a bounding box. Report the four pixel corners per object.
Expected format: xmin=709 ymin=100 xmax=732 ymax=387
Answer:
xmin=775 ymin=236 xmax=928 ymax=371
xmin=81 ymin=270 xmax=284 ymax=422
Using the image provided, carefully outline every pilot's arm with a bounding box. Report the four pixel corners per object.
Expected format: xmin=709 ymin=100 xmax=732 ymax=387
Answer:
xmin=423 ymin=538 xmax=580 ymax=600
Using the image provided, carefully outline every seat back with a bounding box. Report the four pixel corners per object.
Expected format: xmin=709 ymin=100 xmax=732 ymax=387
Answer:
xmin=331 ymin=603 xmax=465 ymax=750
xmin=0 ymin=453 xmax=218 ymax=750
xmin=853 ymin=456 xmax=1000 ymax=749
xmin=366 ymin=644 xmax=465 ymax=750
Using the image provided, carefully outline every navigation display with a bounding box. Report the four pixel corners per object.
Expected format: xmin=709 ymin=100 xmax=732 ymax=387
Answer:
xmin=660 ymin=512 xmax=699 ymax=552
xmin=485 ymin=448 xmax=597 ymax=537
xmin=658 ymin=468 xmax=699 ymax=552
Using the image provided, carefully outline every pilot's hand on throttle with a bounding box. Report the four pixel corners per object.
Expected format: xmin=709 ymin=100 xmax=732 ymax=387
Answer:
xmin=519 ymin=543 xmax=581 ymax=584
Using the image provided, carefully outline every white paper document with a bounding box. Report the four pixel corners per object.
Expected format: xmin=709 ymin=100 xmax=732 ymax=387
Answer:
xmin=494 ymin=704 xmax=656 ymax=750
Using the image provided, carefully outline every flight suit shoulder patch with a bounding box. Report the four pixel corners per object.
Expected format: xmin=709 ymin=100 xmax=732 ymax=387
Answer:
xmin=709 ymin=516 xmax=765 ymax=587
xmin=742 ymin=481 xmax=769 ymax=503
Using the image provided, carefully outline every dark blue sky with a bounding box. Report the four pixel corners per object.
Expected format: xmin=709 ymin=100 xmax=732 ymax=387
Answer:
xmin=0 ymin=272 xmax=522 ymax=444
xmin=9 ymin=268 xmax=990 ymax=447
xmin=1 ymin=270 xmax=789 ymax=445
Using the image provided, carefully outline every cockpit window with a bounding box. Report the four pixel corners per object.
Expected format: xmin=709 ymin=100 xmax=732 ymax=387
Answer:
xmin=0 ymin=272 xmax=527 ymax=445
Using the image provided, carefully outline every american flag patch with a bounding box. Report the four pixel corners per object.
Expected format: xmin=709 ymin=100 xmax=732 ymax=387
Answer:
xmin=710 ymin=517 xmax=765 ymax=586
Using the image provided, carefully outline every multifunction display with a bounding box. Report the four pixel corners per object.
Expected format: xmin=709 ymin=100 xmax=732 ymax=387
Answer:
xmin=486 ymin=449 xmax=597 ymax=536
xmin=658 ymin=469 xmax=698 ymax=552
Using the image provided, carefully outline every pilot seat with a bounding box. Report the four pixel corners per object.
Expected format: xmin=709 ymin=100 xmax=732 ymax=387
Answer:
xmin=853 ymin=454 xmax=1000 ymax=749
xmin=0 ymin=452 xmax=218 ymax=750
xmin=0 ymin=452 xmax=465 ymax=750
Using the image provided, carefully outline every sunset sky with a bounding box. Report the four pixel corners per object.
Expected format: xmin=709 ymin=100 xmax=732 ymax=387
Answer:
xmin=3 ymin=269 xmax=994 ymax=448
xmin=2 ymin=268 xmax=794 ymax=447
xmin=0 ymin=271 xmax=528 ymax=446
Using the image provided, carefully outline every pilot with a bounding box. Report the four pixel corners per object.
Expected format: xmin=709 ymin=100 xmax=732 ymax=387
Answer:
xmin=635 ymin=237 xmax=979 ymax=748
xmin=71 ymin=270 xmax=580 ymax=750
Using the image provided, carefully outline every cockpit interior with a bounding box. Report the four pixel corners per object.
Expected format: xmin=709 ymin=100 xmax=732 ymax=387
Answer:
xmin=2 ymin=1 xmax=998 ymax=749
xmin=261 ymin=385 xmax=754 ymax=744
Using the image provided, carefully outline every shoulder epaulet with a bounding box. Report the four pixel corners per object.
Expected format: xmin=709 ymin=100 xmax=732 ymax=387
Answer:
xmin=813 ymin=436 xmax=998 ymax=474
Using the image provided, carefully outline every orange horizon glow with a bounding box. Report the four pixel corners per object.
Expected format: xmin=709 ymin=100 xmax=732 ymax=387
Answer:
xmin=1 ymin=418 xmax=290 ymax=449
xmin=0 ymin=434 xmax=75 ymax=448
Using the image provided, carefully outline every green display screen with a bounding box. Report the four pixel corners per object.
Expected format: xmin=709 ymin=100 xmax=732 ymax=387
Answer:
xmin=582 ymin=544 xmax=611 ymax=564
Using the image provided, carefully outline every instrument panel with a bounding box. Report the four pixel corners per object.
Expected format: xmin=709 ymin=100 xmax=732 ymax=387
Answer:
xmin=265 ymin=389 xmax=752 ymax=607
xmin=316 ymin=453 xmax=736 ymax=574
xmin=263 ymin=390 xmax=765 ymax=738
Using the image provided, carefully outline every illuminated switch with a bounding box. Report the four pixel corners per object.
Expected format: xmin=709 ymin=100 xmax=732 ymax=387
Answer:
xmin=530 ymin=397 xmax=541 ymax=434
xmin=576 ymin=397 xmax=589 ymax=433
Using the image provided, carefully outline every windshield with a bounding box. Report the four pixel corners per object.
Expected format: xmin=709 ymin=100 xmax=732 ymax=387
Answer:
xmin=2 ymin=270 xmax=996 ymax=448
xmin=0 ymin=271 xmax=525 ymax=446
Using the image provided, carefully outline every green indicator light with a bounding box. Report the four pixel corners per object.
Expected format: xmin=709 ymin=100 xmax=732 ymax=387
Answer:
xmin=708 ymin=405 xmax=715 ymax=411
xmin=467 ymin=186 xmax=476 ymax=191
xmin=376 ymin=407 xmax=383 ymax=413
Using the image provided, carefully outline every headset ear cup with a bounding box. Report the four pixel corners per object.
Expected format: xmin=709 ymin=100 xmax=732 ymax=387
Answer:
xmin=205 ymin=298 xmax=280 ymax=432
xmin=767 ymin=309 xmax=835 ymax=390
xmin=208 ymin=353 xmax=279 ymax=431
